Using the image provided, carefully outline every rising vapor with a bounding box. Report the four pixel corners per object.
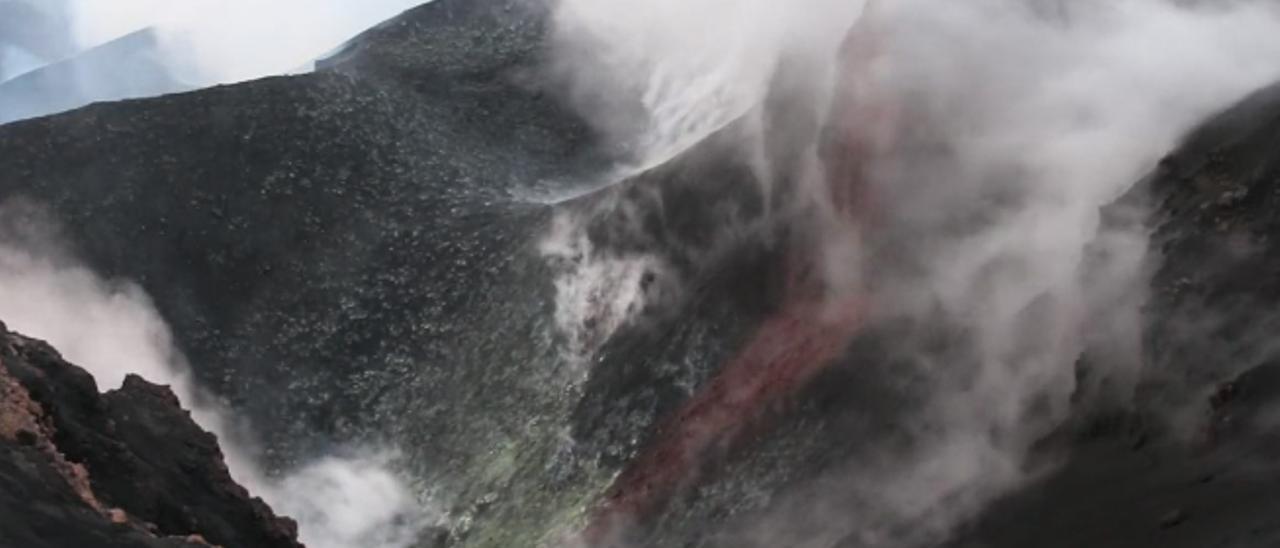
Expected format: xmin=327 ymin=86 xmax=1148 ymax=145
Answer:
xmin=0 ymin=0 xmax=430 ymax=122
xmin=0 ymin=200 xmax=433 ymax=548
xmin=545 ymin=0 xmax=1280 ymax=544
xmin=4 ymin=0 xmax=1280 ymax=546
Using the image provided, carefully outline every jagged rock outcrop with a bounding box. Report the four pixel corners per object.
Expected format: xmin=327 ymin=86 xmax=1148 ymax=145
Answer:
xmin=0 ymin=320 xmax=301 ymax=548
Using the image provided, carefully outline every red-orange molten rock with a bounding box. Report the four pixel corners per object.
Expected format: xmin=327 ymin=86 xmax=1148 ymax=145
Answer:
xmin=582 ymin=4 xmax=895 ymax=544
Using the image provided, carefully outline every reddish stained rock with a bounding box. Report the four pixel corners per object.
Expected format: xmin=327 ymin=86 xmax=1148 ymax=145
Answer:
xmin=583 ymin=5 xmax=897 ymax=543
xmin=0 ymin=320 xmax=301 ymax=548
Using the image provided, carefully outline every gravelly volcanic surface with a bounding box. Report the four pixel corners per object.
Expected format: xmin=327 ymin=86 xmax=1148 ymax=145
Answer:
xmin=1 ymin=0 xmax=1280 ymax=547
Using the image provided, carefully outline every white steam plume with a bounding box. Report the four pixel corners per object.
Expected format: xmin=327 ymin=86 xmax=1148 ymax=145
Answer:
xmin=549 ymin=0 xmax=866 ymax=173
xmin=539 ymin=208 xmax=682 ymax=369
xmin=0 ymin=202 xmax=435 ymax=548
xmin=539 ymin=0 xmax=867 ymax=365
xmin=0 ymin=0 xmax=429 ymax=123
xmin=60 ymin=0 xmax=430 ymax=84
xmin=549 ymin=0 xmax=1280 ymax=544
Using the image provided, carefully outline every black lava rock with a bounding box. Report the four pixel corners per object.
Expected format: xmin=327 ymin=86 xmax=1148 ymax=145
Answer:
xmin=0 ymin=324 xmax=301 ymax=548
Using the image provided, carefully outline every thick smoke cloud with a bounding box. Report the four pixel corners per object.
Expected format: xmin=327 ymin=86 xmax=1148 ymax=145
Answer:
xmin=0 ymin=0 xmax=75 ymax=80
xmin=0 ymin=0 xmax=428 ymax=122
xmin=548 ymin=0 xmax=1280 ymax=544
xmin=548 ymin=0 xmax=865 ymax=173
xmin=59 ymin=0 xmax=429 ymax=83
xmin=539 ymin=0 xmax=868 ymax=367
xmin=0 ymin=201 xmax=433 ymax=548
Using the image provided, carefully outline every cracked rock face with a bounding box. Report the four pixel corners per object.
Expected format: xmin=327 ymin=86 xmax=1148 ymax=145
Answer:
xmin=0 ymin=320 xmax=300 ymax=548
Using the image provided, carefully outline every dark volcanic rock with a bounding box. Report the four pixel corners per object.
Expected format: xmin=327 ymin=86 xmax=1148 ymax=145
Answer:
xmin=0 ymin=0 xmax=1036 ymax=544
xmin=0 ymin=440 xmax=204 ymax=548
xmin=0 ymin=320 xmax=300 ymax=548
xmin=0 ymin=0 xmax=784 ymax=544
xmin=0 ymin=0 xmax=580 ymax=469
xmin=944 ymin=82 xmax=1280 ymax=548
xmin=21 ymin=0 xmax=1280 ymax=546
xmin=1143 ymin=82 xmax=1280 ymax=404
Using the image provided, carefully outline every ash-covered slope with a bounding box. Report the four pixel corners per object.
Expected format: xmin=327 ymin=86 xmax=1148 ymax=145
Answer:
xmin=0 ymin=0 xmax=585 ymax=461
xmin=0 ymin=0 xmax=781 ymax=544
xmin=4 ymin=0 xmax=1280 ymax=546
xmin=945 ymin=82 xmax=1280 ymax=548
xmin=0 ymin=321 xmax=300 ymax=548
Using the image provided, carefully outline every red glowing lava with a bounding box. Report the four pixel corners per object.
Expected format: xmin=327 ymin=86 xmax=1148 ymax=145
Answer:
xmin=582 ymin=3 xmax=897 ymax=544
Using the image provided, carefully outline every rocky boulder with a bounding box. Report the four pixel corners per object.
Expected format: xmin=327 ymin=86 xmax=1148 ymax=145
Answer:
xmin=0 ymin=320 xmax=301 ymax=548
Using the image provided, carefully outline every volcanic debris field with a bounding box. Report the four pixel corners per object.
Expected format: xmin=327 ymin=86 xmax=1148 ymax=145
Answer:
xmin=3 ymin=1 xmax=1280 ymax=547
